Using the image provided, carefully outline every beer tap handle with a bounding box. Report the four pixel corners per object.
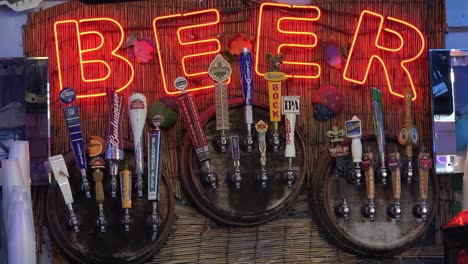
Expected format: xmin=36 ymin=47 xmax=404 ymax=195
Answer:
xmin=256 ymin=120 xmax=268 ymax=188
xmin=209 ymin=54 xmax=232 ymax=153
xmin=148 ymin=114 xmax=163 ymax=233
xmin=371 ymin=88 xmax=387 ymax=185
xmin=59 ymin=88 xmax=91 ymax=199
xmin=120 ymin=164 xmax=132 ymax=231
xmin=176 ymin=77 xmax=218 ymax=189
xmin=361 ymin=152 xmax=376 ymax=221
xmin=387 ymin=151 xmax=402 ymax=222
xmin=282 ymin=96 xmax=300 ymax=187
xmin=92 ymin=165 xmax=108 ymax=232
xmin=413 ymin=151 xmax=431 ymax=221
xmin=105 ymin=88 xmax=124 ymax=198
xmin=240 ymin=48 xmax=255 ymax=152
xmin=346 ymin=116 xmax=362 ymax=187
xmin=229 ymin=135 xmax=242 ymax=189
xmin=48 ymin=155 xmax=80 ymax=232
xmin=129 ymin=93 xmax=147 ymax=197
xmin=398 ymin=87 xmax=418 ymax=184
xmin=265 ymin=65 xmax=286 ymax=153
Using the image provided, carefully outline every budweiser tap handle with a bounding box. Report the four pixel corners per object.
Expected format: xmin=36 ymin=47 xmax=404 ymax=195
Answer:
xmin=129 ymin=93 xmax=147 ymax=197
xmin=48 ymin=155 xmax=80 ymax=232
xmin=59 ymin=88 xmax=91 ymax=198
xmin=175 ymin=77 xmax=217 ymax=189
xmin=240 ymin=48 xmax=254 ymax=152
xmin=371 ymin=88 xmax=387 ymax=185
xmin=105 ymin=88 xmax=124 ymax=198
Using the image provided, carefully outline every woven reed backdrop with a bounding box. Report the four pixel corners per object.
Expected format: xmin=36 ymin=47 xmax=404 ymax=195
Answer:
xmin=24 ymin=0 xmax=446 ymax=263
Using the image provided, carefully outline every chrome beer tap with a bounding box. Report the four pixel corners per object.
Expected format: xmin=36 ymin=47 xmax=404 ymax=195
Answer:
xmin=345 ymin=116 xmax=363 ymax=187
xmin=265 ymin=54 xmax=286 ymax=152
xmin=371 ymin=88 xmax=388 ymax=185
xmin=413 ymin=149 xmax=431 ymax=221
xmin=176 ymin=77 xmax=218 ymax=189
xmin=228 ymin=135 xmax=242 ymax=189
xmin=129 ymin=93 xmax=147 ymax=197
xmin=256 ymin=120 xmax=269 ymax=188
xmin=209 ymin=54 xmax=232 ymax=153
xmin=240 ymin=48 xmax=255 ymax=152
xmin=361 ymin=152 xmax=376 ymax=221
xmin=398 ymin=87 xmax=418 ymax=184
xmin=148 ymin=113 xmax=163 ymax=233
xmin=47 ymin=155 xmax=80 ymax=232
xmin=105 ymin=88 xmax=124 ymax=198
xmin=59 ymin=87 xmax=91 ymax=198
xmin=120 ymin=164 xmax=133 ymax=231
xmin=387 ymin=149 xmax=402 ymax=222
xmin=89 ymin=156 xmax=108 ymax=232
xmin=281 ymin=96 xmax=300 ymax=188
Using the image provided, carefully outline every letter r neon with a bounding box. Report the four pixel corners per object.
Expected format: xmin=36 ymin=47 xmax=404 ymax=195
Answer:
xmin=343 ymin=10 xmax=425 ymax=101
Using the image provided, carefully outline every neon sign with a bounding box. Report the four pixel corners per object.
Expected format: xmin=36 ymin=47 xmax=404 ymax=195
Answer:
xmin=342 ymin=10 xmax=425 ymax=101
xmin=53 ymin=8 xmax=424 ymax=100
xmin=255 ymin=3 xmax=321 ymax=79
xmin=54 ymin=18 xmax=134 ymax=99
xmin=153 ymin=9 xmax=231 ymax=95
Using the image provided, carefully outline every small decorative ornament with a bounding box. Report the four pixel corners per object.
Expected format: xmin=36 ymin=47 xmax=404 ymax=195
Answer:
xmin=327 ymin=126 xmax=349 ymax=157
xmin=124 ymin=34 xmax=154 ymax=63
xmin=362 ymin=155 xmax=373 ymax=169
xmin=312 ymin=85 xmax=344 ymax=121
xmin=228 ymin=35 xmax=253 ymax=56
xmin=324 ymin=36 xmax=343 ymax=70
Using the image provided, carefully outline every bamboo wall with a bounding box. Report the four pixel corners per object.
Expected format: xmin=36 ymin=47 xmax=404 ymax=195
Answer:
xmin=24 ymin=0 xmax=446 ymax=262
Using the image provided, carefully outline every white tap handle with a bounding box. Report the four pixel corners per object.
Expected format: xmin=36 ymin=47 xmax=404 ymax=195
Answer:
xmin=129 ymin=93 xmax=147 ymax=140
xmin=129 ymin=94 xmax=147 ymax=177
xmin=48 ymin=155 xmax=74 ymax=205
xmin=351 ymin=138 xmax=362 ymax=163
xmin=285 ymin=114 xmax=296 ymax=158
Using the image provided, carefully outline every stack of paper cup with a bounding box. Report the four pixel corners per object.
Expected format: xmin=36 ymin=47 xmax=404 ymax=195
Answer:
xmin=8 ymin=141 xmax=31 ymax=189
xmin=1 ymin=159 xmax=25 ymax=226
xmin=7 ymin=195 xmax=36 ymax=264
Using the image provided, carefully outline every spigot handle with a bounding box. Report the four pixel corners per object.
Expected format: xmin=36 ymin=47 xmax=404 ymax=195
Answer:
xmin=93 ymin=169 xmax=105 ymax=203
xmin=214 ymin=82 xmax=230 ymax=132
xmin=120 ymin=165 xmax=132 ymax=209
xmin=346 ymin=116 xmax=362 ymax=163
xmin=419 ymin=153 xmax=432 ymax=200
xmin=284 ymin=114 xmax=296 ymax=158
xmin=363 ymin=153 xmax=375 ymax=200
xmin=389 ymin=152 xmax=401 ymax=200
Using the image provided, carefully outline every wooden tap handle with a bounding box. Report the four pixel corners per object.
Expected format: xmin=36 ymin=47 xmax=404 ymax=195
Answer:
xmin=419 ymin=152 xmax=431 ymax=200
xmin=391 ymin=152 xmax=401 ymax=200
xmin=93 ymin=169 xmax=105 ymax=203
xmin=363 ymin=153 xmax=374 ymax=200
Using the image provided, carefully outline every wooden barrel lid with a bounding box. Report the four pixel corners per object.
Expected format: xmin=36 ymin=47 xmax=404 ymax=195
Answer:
xmin=46 ymin=142 xmax=174 ymax=264
xmin=310 ymin=131 xmax=438 ymax=257
xmin=180 ymin=98 xmax=306 ymax=226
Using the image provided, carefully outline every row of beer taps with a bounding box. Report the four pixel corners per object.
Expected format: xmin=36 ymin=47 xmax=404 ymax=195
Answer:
xmin=335 ymin=87 xmax=431 ymax=223
xmin=47 ymin=87 xmax=164 ymax=233
xmin=181 ymin=49 xmax=301 ymax=191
